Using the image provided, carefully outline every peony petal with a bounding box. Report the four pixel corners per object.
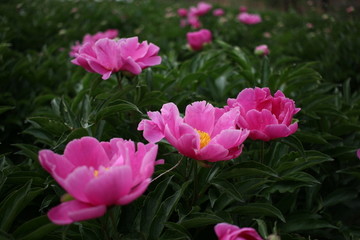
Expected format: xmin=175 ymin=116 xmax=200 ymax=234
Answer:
xmin=184 ymin=101 xmax=215 ymax=133
xmin=64 ymin=137 xmax=110 ymax=168
xmin=85 ymin=165 xmax=132 ymax=205
xmin=264 ymin=124 xmax=292 ymax=140
xmin=48 ymin=200 xmax=106 ymax=225
xmin=212 ymin=129 xmax=248 ymax=149
xmin=38 ymin=150 xmax=75 ymax=179
xmin=121 ymin=57 xmax=142 ymax=75
xmin=197 ymin=144 xmax=229 ymax=162
xmin=63 ymin=166 xmax=94 ymax=203
xmin=117 ymin=178 xmax=151 ymax=205
xmin=138 ymin=119 xmax=165 ymax=143
xmin=212 ymin=108 xmax=238 ymax=137
xmin=249 ymin=129 xmax=270 ymax=141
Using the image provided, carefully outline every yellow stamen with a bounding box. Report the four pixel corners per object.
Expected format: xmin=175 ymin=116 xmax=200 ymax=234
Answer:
xmin=94 ymin=170 xmax=99 ymax=177
xmin=197 ymin=130 xmax=211 ymax=149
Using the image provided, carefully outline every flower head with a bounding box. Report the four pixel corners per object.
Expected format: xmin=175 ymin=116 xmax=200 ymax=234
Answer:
xmin=193 ymin=2 xmax=212 ymax=16
xmin=177 ymin=8 xmax=188 ymax=17
xmin=237 ymin=12 xmax=262 ymax=25
xmin=186 ymin=29 xmax=212 ymax=51
xmin=213 ymin=8 xmax=225 ymax=16
xmin=70 ymin=29 xmax=119 ymax=57
xmin=71 ymin=37 xmax=161 ymax=79
xmin=226 ymin=87 xmax=300 ymax=141
xmin=254 ymin=44 xmax=270 ymax=56
xmin=215 ymin=223 xmax=263 ymax=240
xmin=138 ymin=101 xmax=249 ymax=162
xmin=38 ymin=137 xmax=159 ymax=224
xmin=239 ymin=6 xmax=248 ymax=13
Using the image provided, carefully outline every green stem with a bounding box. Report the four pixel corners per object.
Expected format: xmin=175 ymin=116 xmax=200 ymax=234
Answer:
xmin=260 ymin=141 xmax=265 ymax=164
xmin=109 ymin=208 xmax=120 ymax=240
xmin=116 ymin=72 xmax=122 ymax=89
xmin=192 ymin=160 xmax=199 ymax=204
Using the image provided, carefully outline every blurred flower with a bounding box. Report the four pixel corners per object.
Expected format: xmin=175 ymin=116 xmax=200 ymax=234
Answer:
xmin=213 ymin=8 xmax=225 ymax=16
xmin=38 ymin=137 xmax=159 ymax=225
xmin=186 ymin=29 xmax=212 ymax=51
xmin=306 ymin=22 xmax=314 ymax=29
xmin=225 ymin=87 xmax=300 ymax=141
xmin=138 ymin=101 xmax=249 ymax=162
xmin=193 ymin=2 xmax=213 ymax=16
xmin=239 ymin=6 xmax=248 ymax=13
xmin=71 ymin=37 xmax=161 ymax=79
xmin=254 ymin=44 xmax=270 ymax=56
xmin=263 ymin=32 xmax=272 ymax=38
xmin=69 ymin=29 xmax=119 ymax=57
xmin=237 ymin=12 xmax=262 ymax=25
xmin=70 ymin=7 xmax=78 ymax=13
xmin=346 ymin=6 xmax=355 ymax=13
xmin=357 ymin=149 xmax=360 ymax=159
xmin=188 ymin=15 xmax=202 ymax=29
xmin=177 ymin=8 xmax=188 ymax=17
xmin=214 ymin=223 xmax=263 ymax=240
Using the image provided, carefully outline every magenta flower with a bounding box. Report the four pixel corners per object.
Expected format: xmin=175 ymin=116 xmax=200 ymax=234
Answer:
xmin=71 ymin=37 xmax=161 ymax=80
xmin=239 ymin=6 xmax=248 ymax=13
xmin=254 ymin=44 xmax=270 ymax=56
xmin=138 ymin=101 xmax=249 ymax=162
xmin=237 ymin=12 xmax=262 ymax=25
xmin=193 ymin=2 xmax=213 ymax=16
xmin=38 ymin=137 xmax=159 ymax=225
xmin=69 ymin=29 xmax=119 ymax=57
xmin=188 ymin=15 xmax=202 ymax=29
xmin=215 ymin=223 xmax=263 ymax=240
xmin=177 ymin=8 xmax=188 ymax=17
xmin=213 ymin=8 xmax=225 ymax=16
xmin=226 ymin=87 xmax=300 ymax=141
xmin=187 ymin=29 xmax=212 ymax=51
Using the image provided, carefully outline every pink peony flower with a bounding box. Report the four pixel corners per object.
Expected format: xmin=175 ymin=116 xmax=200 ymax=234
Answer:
xmin=237 ymin=12 xmax=262 ymax=25
xmin=177 ymin=8 xmax=188 ymax=17
xmin=215 ymin=223 xmax=263 ymax=240
xmin=188 ymin=15 xmax=202 ymax=29
xmin=38 ymin=137 xmax=159 ymax=225
xmin=71 ymin=37 xmax=161 ymax=80
xmin=194 ymin=2 xmax=213 ymax=16
xmin=138 ymin=101 xmax=249 ymax=162
xmin=239 ymin=6 xmax=248 ymax=13
xmin=254 ymin=44 xmax=270 ymax=56
xmin=69 ymin=29 xmax=119 ymax=57
xmin=186 ymin=29 xmax=212 ymax=51
xmin=226 ymin=87 xmax=300 ymax=141
xmin=213 ymin=8 xmax=225 ymax=16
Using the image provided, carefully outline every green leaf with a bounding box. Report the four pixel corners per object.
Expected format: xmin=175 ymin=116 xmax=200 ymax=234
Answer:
xmin=0 ymin=181 xmax=44 ymax=232
xmin=0 ymin=106 xmax=15 ymax=115
xmin=210 ymin=178 xmax=244 ymax=203
xmin=229 ymin=203 xmax=286 ymax=223
xmin=180 ymin=213 xmax=224 ymax=229
xmin=281 ymin=213 xmax=337 ymax=233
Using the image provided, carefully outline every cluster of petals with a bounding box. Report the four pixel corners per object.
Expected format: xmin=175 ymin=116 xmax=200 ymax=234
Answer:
xmin=239 ymin=6 xmax=248 ymax=13
xmin=138 ymin=101 xmax=249 ymax=162
xmin=38 ymin=136 xmax=159 ymax=225
xmin=237 ymin=12 xmax=262 ymax=25
xmin=71 ymin=37 xmax=161 ymax=80
xmin=225 ymin=87 xmax=300 ymax=141
xmin=213 ymin=8 xmax=225 ymax=17
xmin=187 ymin=29 xmax=212 ymax=51
xmin=254 ymin=44 xmax=270 ymax=56
xmin=215 ymin=223 xmax=263 ymax=240
xmin=69 ymin=29 xmax=119 ymax=57
xmin=178 ymin=2 xmax=212 ymax=29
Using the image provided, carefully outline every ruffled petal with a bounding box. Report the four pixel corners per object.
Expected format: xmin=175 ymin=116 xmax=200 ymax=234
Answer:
xmin=84 ymin=166 xmax=132 ymax=205
xmin=184 ymin=101 xmax=215 ymax=133
xmin=117 ymin=178 xmax=151 ymax=205
xmin=64 ymin=137 xmax=109 ymax=168
xmin=48 ymin=200 xmax=106 ymax=225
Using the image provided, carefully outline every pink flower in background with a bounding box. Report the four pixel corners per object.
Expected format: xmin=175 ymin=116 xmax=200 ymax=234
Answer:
xmin=263 ymin=32 xmax=272 ymax=38
xmin=188 ymin=15 xmax=202 ymax=29
xmin=38 ymin=137 xmax=159 ymax=225
xmin=346 ymin=6 xmax=355 ymax=13
xmin=254 ymin=44 xmax=270 ymax=56
xmin=213 ymin=8 xmax=225 ymax=16
xmin=226 ymin=87 xmax=300 ymax=141
xmin=237 ymin=12 xmax=262 ymax=25
xmin=177 ymin=8 xmax=188 ymax=17
xmin=71 ymin=37 xmax=161 ymax=79
xmin=239 ymin=6 xmax=248 ymax=13
xmin=357 ymin=149 xmax=360 ymax=159
xmin=186 ymin=29 xmax=212 ymax=51
xmin=138 ymin=101 xmax=249 ymax=162
xmin=215 ymin=223 xmax=263 ymax=240
xmin=306 ymin=22 xmax=314 ymax=29
xmin=194 ymin=2 xmax=212 ymax=16
xmin=69 ymin=29 xmax=119 ymax=57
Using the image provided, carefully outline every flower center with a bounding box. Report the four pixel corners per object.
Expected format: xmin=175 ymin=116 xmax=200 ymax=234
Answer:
xmin=197 ymin=130 xmax=211 ymax=149
xmin=93 ymin=168 xmax=109 ymax=177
